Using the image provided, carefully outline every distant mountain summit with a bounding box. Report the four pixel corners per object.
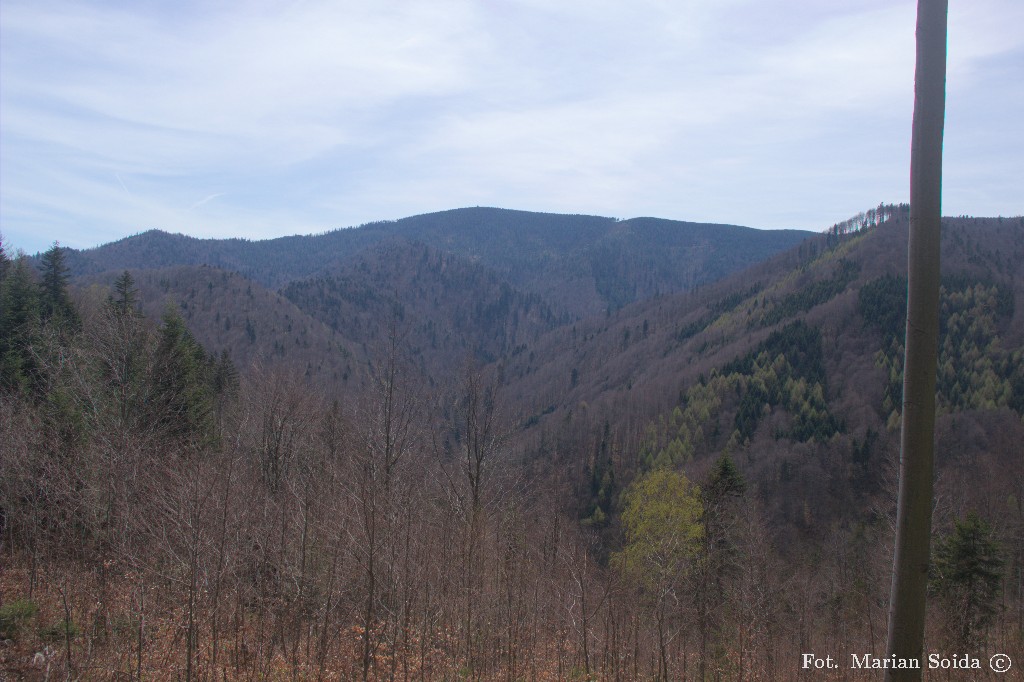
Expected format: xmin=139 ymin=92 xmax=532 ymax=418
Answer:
xmin=66 ymin=207 xmax=811 ymax=317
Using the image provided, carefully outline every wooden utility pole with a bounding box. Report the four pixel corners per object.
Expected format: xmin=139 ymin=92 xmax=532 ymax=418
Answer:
xmin=885 ymin=0 xmax=947 ymax=679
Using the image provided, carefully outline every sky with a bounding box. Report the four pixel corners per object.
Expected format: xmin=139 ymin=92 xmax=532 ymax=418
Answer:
xmin=1 ymin=0 xmax=1022 ymax=255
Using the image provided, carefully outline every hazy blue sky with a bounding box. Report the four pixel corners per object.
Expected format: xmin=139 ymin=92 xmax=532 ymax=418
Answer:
xmin=2 ymin=0 xmax=1021 ymax=255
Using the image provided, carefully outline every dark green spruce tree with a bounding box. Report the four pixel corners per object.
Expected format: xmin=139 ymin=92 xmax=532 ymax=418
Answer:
xmin=697 ymin=453 xmax=748 ymax=676
xmin=149 ymin=303 xmax=215 ymax=446
xmin=931 ymin=513 xmax=1004 ymax=648
xmin=98 ymin=270 xmax=150 ymax=433
xmin=38 ymin=242 xmax=79 ymax=330
xmin=0 ymin=235 xmax=11 ymax=283
xmin=109 ymin=270 xmax=139 ymax=316
xmin=0 ymin=255 xmax=40 ymax=393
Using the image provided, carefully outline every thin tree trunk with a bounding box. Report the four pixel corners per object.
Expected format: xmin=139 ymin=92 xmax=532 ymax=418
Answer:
xmin=316 ymin=544 xmax=339 ymax=682
xmin=885 ymin=0 xmax=947 ymax=679
xmin=292 ymin=496 xmax=310 ymax=681
xmin=187 ymin=527 xmax=199 ymax=682
xmin=210 ymin=455 xmax=235 ymax=678
xmin=363 ymin=514 xmax=376 ymax=682
xmin=60 ymin=580 xmax=75 ymax=677
xmin=136 ymin=580 xmax=145 ymax=681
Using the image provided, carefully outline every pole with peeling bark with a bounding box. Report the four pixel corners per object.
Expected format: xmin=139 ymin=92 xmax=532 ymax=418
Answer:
xmin=885 ymin=0 xmax=947 ymax=679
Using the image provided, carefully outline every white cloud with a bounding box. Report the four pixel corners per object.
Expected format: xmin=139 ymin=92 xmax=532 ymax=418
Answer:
xmin=1 ymin=0 xmax=1021 ymax=254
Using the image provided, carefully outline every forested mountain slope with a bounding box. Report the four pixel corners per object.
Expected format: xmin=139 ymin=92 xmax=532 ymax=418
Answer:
xmin=64 ymin=207 xmax=811 ymax=317
xmin=58 ymin=208 xmax=810 ymax=390
xmin=281 ymin=239 xmax=569 ymax=382
xmin=505 ymin=213 xmax=1024 ymax=552
xmin=76 ymin=265 xmax=364 ymax=387
xmin=74 ymin=240 xmax=571 ymax=391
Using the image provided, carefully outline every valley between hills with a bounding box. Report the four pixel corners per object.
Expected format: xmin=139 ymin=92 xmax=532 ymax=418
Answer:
xmin=1 ymin=205 xmax=1022 ymax=679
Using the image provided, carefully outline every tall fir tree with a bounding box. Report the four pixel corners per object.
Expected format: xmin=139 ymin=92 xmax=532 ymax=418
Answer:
xmin=109 ymin=270 xmax=139 ymax=316
xmin=149 ymin=303 xmax=215 ymax=445
xmin=0 ymin=255 xmax=40 ymax=393
xmin=38 ymin=242 xmax=79 ymax=329
xmin=97 ymin=270 xmax=150 ymax=433
xmin=0 ymin=235 xmax=11 ymax=283
xmin=931 ymin=512 xmax=1004 ymax=648
xmin=699 ymin=454 xmax=748 ymax=678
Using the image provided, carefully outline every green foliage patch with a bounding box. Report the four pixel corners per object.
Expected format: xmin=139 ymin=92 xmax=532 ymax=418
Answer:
xmin=860 ymin=274 xmax=1024 ymax=422
xmin=39 ymin=618 xmax=79 ymax=642
xmin=615 ymin=467 xmax=704 ymax=591
xmin=0 ymin=598 xmax=39 ymax=640
xmin=675 ymin=283 xmax=763 ymax=343
xmin=640 ymin=320 xmax=841 ymax=470
xmin=759 ymin=259 xmax=860 ymax=327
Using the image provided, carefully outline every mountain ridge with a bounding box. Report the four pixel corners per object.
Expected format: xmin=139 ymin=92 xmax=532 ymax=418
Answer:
xmin=65 ymin=207 xmax=812 ymax=318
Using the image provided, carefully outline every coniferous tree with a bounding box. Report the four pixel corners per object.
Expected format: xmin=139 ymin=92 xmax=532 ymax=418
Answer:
xmin=209 ymin=349 xmax=239 ymax=438
xmin=38 ymin=242 xmax=79 ymax=329
xmin=931 ymin=513 xmax=1004 ymax=648
xmin=210 ymin=349 xmax=239 ymax=401
xmin=0 ymin=235 xmax=11 ymax=283
xmin=96 ymin=271 xmax=150 ymax=433
xmin=706 ymin=453 xmax=746 ymax=501
xmin=0 ymin=255 xmax=41 ymax=393
xmin=149 ymin=303 xmax=215 ymax=445
xmin=699 ymin=454 xmax=747 ymax=678
xmin=110 ymin=270 xmax=139 ymax=316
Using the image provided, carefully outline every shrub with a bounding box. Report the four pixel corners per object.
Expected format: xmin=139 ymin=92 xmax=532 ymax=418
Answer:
xmin=0 ymin=598 xmax=39 ymax=639
xmin=39 ymin=618 xmax=79 ymax=642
